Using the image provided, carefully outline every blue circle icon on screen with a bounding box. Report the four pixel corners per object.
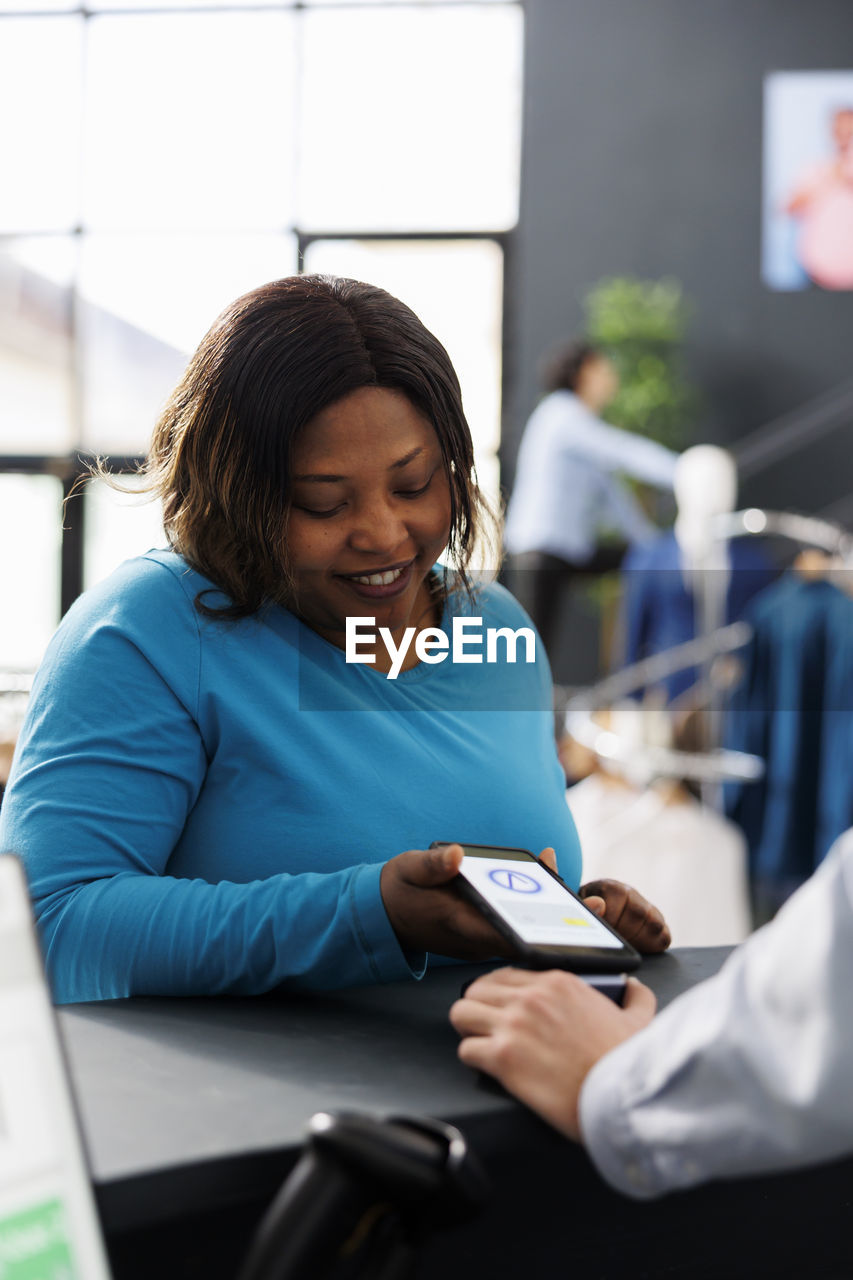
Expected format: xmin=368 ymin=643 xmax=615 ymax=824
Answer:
xmin=487 ymin=868 xmax=542 ymax=894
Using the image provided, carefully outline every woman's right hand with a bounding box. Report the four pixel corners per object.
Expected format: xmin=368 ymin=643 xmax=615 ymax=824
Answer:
xmin=380 ymin=843 xmax=514 ymax=961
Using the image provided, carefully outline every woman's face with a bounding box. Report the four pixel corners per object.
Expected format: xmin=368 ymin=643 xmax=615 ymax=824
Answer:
xmin=576 ymin=355 xmax=619 ymax=414
xmin=287 ymin=386 xmax=453 ymax=651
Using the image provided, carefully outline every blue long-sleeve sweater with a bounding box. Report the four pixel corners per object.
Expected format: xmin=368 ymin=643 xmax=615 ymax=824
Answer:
xmin=0 ymin=550 xmax=581 ymax=1003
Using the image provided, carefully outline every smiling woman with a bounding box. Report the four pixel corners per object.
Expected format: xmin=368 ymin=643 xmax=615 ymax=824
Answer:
xmin=0 ymin=275 xmax=668 ymax=1004
xmin=286 ymin=386 xmax=452 ymax=671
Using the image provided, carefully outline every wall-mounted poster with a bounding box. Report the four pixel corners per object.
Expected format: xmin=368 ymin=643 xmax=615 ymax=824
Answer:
xmin=763 ymin=71 xmax=853 ymax=291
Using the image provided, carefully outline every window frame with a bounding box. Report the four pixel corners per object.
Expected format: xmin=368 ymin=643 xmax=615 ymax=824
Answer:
xmin=0 ymin=0 xmax=521 ymax=662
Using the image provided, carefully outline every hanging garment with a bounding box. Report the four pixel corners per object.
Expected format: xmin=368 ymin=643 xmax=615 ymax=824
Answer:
xmin=724 ymin=575 xmax=853 ymax=907
xmin=816 ymin=584 xmax=853 ymax=864
xmin=621 ymin=531 xmax=776 ymax=700
xmin=567 ymin=773 xmax=751 ymax=947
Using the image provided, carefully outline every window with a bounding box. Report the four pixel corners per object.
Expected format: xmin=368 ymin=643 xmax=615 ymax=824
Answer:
xmin=302 ymin=236 xmax=505 ymax=501
xmin=0 ymin=0 xmax=522 ymax=672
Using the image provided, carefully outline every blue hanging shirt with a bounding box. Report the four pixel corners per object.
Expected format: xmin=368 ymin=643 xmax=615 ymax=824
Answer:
xmin=725 ymin=576 xmax=849 ymax=889
xmin=621 ymin=530 xmax=777 ymax=700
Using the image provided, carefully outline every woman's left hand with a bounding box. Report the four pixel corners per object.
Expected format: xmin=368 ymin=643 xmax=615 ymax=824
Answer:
xmin=578 ymin=878 xmax=671 ymax=954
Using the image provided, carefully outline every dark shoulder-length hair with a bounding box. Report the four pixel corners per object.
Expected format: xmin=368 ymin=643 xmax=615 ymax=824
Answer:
xmin=129 ymin=274 xmax=498 ymax=617
xmin=540 ymin=339 xmax=602 ymax=394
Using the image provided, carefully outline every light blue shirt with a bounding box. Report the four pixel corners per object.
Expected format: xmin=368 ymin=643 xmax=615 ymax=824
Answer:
xmin=505 ymin=391 xmax=678 ymax=562
xmin=580 ymin=828 xmax=853 ymax=1197
xmin=0 ymin=550 xmax=581 ymax=1003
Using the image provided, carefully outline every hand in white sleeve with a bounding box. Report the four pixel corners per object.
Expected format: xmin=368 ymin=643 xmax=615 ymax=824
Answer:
xmin=453 ymin=829 xmax=853 ymax=1202
xmin=449 ymin=968 xmax=656 ymax=1138
xmin=580 ymin=828 xmax=853 ymax=1197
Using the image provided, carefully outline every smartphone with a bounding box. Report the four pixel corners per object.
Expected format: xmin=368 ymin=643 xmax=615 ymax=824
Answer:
xmin=434 ymin=842 xmax=641 ymax=973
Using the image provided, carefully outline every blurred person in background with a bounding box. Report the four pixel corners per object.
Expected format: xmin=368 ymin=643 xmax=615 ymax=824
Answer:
xmin=504 ymin=339 xmax=678 ymax=672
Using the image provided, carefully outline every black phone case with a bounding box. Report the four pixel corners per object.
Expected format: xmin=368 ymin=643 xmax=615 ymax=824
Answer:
xmin=440 ymin=843 xmax=641 ymax=974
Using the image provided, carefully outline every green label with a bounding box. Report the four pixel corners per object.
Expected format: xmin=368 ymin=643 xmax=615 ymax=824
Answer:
xmin=0 ymin=1198 xmax=76 ymax=1280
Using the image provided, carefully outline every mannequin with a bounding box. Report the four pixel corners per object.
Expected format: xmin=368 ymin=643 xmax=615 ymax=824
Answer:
xmin=673 ymin=445 xmax=738 ymax=639
xmin=673 ymin=445 xmax=737 ymax=565
xmin=620 ymin=446 xmax=774 ymax=701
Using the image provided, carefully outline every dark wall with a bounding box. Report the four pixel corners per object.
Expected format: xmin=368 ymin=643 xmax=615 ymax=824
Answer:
xmin=506 ymin=0 xmax=853 ymax=514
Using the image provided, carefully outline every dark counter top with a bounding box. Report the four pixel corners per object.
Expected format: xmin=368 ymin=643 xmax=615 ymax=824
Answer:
xmin=58 ymin=947 xmax=853 ymax=1280
xmin=59 ymin=949 xmax=727 ymax=1233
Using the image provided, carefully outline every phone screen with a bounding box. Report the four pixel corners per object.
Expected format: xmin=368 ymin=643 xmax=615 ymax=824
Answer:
xmin=458 ymin=849 xmax=625 ymax=950
xmin=0 ymin=856 xmax=113 ymax=1280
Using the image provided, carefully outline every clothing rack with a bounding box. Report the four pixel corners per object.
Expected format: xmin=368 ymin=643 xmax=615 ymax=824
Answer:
xmin=712 ymin=508 xmax=853 ymax=562
xmin=700 ymin=507 xmax=853 ymax=803
xmin=564 ymin=622 xmax=764 ymax=786
xmin=566 ymin=507 xmax=853 ymax=789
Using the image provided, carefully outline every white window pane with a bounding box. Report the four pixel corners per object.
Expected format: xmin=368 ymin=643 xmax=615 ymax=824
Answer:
xmin=305 ymin=0 xmax=516 ymax=4
xmin=0 ymin=0 xmax=76 ymax=9
xmin=83 ymin=477 xmax=165 ymax=591
xmin=0 ymin=18 xmax=83 ymax=231
xmin=0 ymin=475 xmax=62 ymax=669
xmin=298 ymin=7 xmax=522 ymax=232
xmin=88 ymin=0 xmax=278 ymax=8
xmin=0 ymin=238 xmax=76 ymax=454
xmin=302 ymin=238 xmax=503 ymax=506
xmin=84 ymin=13 xmax=297 ymax=231
xmin=79 ymin=233 xmax=297 ymax=453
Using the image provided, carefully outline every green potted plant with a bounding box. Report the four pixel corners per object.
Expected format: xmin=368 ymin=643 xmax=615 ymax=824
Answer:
xmin=583 ymin=275 xmax=697 ymax=451
xmin=578 ymin=276 xmax=698 ymax=665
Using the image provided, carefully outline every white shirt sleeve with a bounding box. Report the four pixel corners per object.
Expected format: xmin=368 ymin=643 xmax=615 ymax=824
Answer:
xmin=578 ymin=828 xmax=853 ymax=1199
xmin=570 ymin=412 xmax=678 ymax=489
xmin=504 ymin=392 xmax=677 ymax=560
